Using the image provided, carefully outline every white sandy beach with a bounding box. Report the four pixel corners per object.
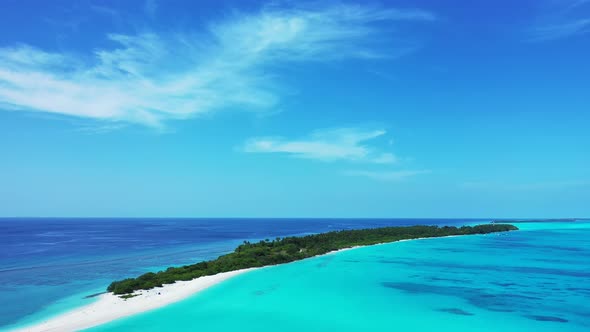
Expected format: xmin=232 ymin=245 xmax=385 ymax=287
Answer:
xmin=12 ymin=235 xmax=465 ymax=332
xmin=11 ymin=268 xmax=258 ymax=332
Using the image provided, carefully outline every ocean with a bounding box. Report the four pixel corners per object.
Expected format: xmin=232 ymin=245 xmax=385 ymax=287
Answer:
xmin=2 ymin=219 xmax=589 ymax=331
xmin=0 ymin=218 xmax=476 ymax=330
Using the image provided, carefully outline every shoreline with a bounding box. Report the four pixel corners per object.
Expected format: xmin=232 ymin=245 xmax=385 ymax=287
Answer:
xmin=10 ymin=234 xmax=473 ymax=332
xmin=10 ymin=268 xmax=257 ymax=332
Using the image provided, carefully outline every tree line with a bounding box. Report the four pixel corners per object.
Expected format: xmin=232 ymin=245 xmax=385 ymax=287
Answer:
xmin=107 ymin=223 xmax=518 ymax=295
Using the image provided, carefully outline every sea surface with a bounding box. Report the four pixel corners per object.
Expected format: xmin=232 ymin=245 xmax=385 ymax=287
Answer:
xmin=85 ymin=220 xmax=590 ymax=332
xmin=0 ymin=218 xmax=479 ymax=330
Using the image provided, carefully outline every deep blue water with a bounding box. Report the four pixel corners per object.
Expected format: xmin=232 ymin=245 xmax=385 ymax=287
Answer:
xmin=0 ymin=218 xmax=481 ymax=329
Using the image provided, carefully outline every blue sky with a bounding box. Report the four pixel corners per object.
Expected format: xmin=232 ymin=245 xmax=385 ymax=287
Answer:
xmin=0 ymin=0 xmax=588 ymax=218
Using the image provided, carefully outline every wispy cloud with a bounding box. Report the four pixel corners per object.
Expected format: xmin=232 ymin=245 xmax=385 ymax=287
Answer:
xmin=90 ymin=5 xmax=120 ymax=18
xmin=243 ymin=127 xmax=397 ymax=164
xmin=530 ymin=18 xmax=590 ymax=41
xmin=461 ymin=180 xmax=590 ymax=191
xmin=144 ymin=0 xmax=158 ymax=18
xmin=0 ymin=4 xmax=434 ymax=127
xmin=343 ymin=170 xmax=430 ymax=181
xmin=528 ymin=0 xmax=590 ymax=41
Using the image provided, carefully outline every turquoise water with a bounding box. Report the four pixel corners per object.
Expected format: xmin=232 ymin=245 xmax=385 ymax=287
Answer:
xmin=5 ymin=218 xmax=458 ymax=329
xmin=88 ymin=221 xmax=590 ymax=332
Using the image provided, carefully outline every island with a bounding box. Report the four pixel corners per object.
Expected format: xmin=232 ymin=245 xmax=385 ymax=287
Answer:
xmin=108 ymin=223 xmax=518 ymax=295
xmin=14 ymin=223 xmax=519 ymax=332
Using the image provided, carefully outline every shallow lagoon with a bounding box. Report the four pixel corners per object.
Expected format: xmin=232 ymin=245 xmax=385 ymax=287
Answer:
xmin=89 ymin=221 xmax=590 ymax=332
xmin=1 ymin=218 xmax=476 ymax=329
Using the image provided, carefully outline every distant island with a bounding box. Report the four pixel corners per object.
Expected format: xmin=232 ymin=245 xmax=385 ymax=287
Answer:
xmin=108 ymin=224 xmax=518 ymax=295
xmin=491 ymin=218 xmax=579 ymax=223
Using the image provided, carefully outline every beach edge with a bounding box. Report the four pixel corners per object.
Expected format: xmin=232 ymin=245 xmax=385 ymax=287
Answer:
xmin=10 ymin=233 xmax=495 ymax=332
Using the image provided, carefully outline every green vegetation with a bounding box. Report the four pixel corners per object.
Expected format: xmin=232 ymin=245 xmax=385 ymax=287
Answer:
xmin=107 ymin=223 xmax=518 ymax=295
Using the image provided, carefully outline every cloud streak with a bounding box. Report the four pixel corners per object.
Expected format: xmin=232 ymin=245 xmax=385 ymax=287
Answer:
xmin=0 ymin=4 xmax=434 ymax=126
xmin=528 ymin=0 xmax=590 ymax=41
xmin=343 ymin=170 xmax=430 ymax=181
xmin=461 ymin=180 xmax=590 ymax=191
xmin=243 ymin=127 xmax=397 ymax=164
xmin=530 ymin=18 xmax=590 ymax=41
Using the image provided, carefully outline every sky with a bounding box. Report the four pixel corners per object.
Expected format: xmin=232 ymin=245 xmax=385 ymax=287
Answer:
xmin=0 ymin=0 xmax=589 ymax=218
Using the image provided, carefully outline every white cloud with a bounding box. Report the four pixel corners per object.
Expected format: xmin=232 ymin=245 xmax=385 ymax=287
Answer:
xmin=243 ymin=127 xmax=397 ymax=164
xmin=0 ymin=4 xmax=434 ymax=127
xmin=343 ymin=170 xmax=430 ymax=181
xmin=528 ymin=0 xmax=590 ymax=41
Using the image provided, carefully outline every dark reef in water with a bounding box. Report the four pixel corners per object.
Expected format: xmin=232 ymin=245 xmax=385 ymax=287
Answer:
xmin=525 ymin=315 xmax=569 ymax=323
xmin=378 ymin=259 xmax=590 ymax=278
xmin=437 ymin=308 xmax=474 ymax=316
xmin=490 ymin=282 xmax=517 ymax=287
xmin=429 ymin=276 xmax=469 ymax=284
xmin=381 ymin=282 xmax=540 ymax=314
